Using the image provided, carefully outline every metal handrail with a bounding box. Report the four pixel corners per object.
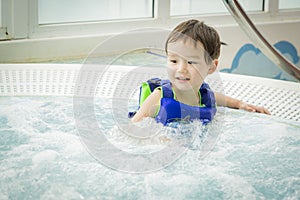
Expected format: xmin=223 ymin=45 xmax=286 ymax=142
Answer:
xmin=223 ymin=0 xmax=300 ymax=81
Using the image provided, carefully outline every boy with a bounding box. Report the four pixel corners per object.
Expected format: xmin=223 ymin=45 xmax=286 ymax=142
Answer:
xmin=131 ymin=19 xmax=270 ymax=124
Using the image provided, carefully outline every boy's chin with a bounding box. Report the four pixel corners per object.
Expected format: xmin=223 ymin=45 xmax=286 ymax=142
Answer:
xmin=173 ymin=84 xmax=198 ymax=93
xmin=173 ymin=80 xmax=203 ymax=90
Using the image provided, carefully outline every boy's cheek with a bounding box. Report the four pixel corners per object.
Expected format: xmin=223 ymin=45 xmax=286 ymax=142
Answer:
xmin=167 ymin=65 xmax=176 ymax=72
xmin=167 ymin=68 xmax=176 ymax=79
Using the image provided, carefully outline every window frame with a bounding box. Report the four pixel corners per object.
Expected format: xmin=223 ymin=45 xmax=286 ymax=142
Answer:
xmin=1 ymin=0 xmax=300 ymax=40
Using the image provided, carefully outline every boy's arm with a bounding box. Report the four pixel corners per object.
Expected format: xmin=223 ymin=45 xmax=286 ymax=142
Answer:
xmin=131 ymin=89 xmax=161 ymax=122
xmin=214 ymin=92 xmax=271 ymax=115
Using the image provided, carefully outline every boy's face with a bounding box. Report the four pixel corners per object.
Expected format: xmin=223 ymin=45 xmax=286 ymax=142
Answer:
xmin=166 ymin=39 xmax=216 ymax=92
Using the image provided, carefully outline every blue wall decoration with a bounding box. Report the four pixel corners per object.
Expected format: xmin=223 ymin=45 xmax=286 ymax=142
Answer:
xmin=221 ymin=41 xmax=299 ymax=81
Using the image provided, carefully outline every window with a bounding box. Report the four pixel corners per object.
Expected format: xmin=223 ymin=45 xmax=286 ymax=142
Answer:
xmin=0 ymin=0 xmax=299 ymax=40
xmin=38 ymin=0 xmax=153 ymax=24
xmin=279 ymin=0 xmax=300 ymax=10
xmin=0 ymin=0 xmax=2 ymax=27
xmin=0 ymin=0 xmax=5 ymax=40
xmin=170 ymin=0 xmax=264 ymax=16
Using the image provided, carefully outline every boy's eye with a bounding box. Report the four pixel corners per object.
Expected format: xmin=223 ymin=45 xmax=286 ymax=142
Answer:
xmin=188 ymin=61 xmax=198 ymax=65
xmin=169 ymin=60 xmax=177 ymax=63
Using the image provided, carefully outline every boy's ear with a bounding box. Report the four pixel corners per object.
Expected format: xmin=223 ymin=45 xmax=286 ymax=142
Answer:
xmin=208 ymin=59 xmax=218 ymax=74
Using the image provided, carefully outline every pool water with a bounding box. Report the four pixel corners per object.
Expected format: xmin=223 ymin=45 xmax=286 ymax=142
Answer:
xmin=0 ymin=96 xmax=299 ymax=199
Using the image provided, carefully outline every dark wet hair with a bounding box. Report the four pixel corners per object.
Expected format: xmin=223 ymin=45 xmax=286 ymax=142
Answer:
xmin=165 ymin=19 xmax=221 ymax=64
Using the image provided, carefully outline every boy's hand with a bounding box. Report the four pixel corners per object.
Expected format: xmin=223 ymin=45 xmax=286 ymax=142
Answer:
xmin=239 ymin=102 xmax=271 ymax=115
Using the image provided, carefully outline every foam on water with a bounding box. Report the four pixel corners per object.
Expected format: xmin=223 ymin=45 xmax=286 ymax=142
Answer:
xmin=0 ymin=96 xmax=299 ymax=199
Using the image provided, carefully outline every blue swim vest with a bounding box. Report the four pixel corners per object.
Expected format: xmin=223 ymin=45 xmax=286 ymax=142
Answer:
xmin=128 ymin=78 xmax=217 ymax=125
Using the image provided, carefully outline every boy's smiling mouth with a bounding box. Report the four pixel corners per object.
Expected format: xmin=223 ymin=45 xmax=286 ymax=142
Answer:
xmin=176 ymin=77 xmax=190 ymax=81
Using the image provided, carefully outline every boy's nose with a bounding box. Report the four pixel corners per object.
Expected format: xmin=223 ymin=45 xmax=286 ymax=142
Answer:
xmin=178 ymin=61 xmax=188 ymax=72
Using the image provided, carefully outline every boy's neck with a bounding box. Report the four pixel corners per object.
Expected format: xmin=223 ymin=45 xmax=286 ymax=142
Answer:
xmin=173 ymin=88 xmax=200 ymax=106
